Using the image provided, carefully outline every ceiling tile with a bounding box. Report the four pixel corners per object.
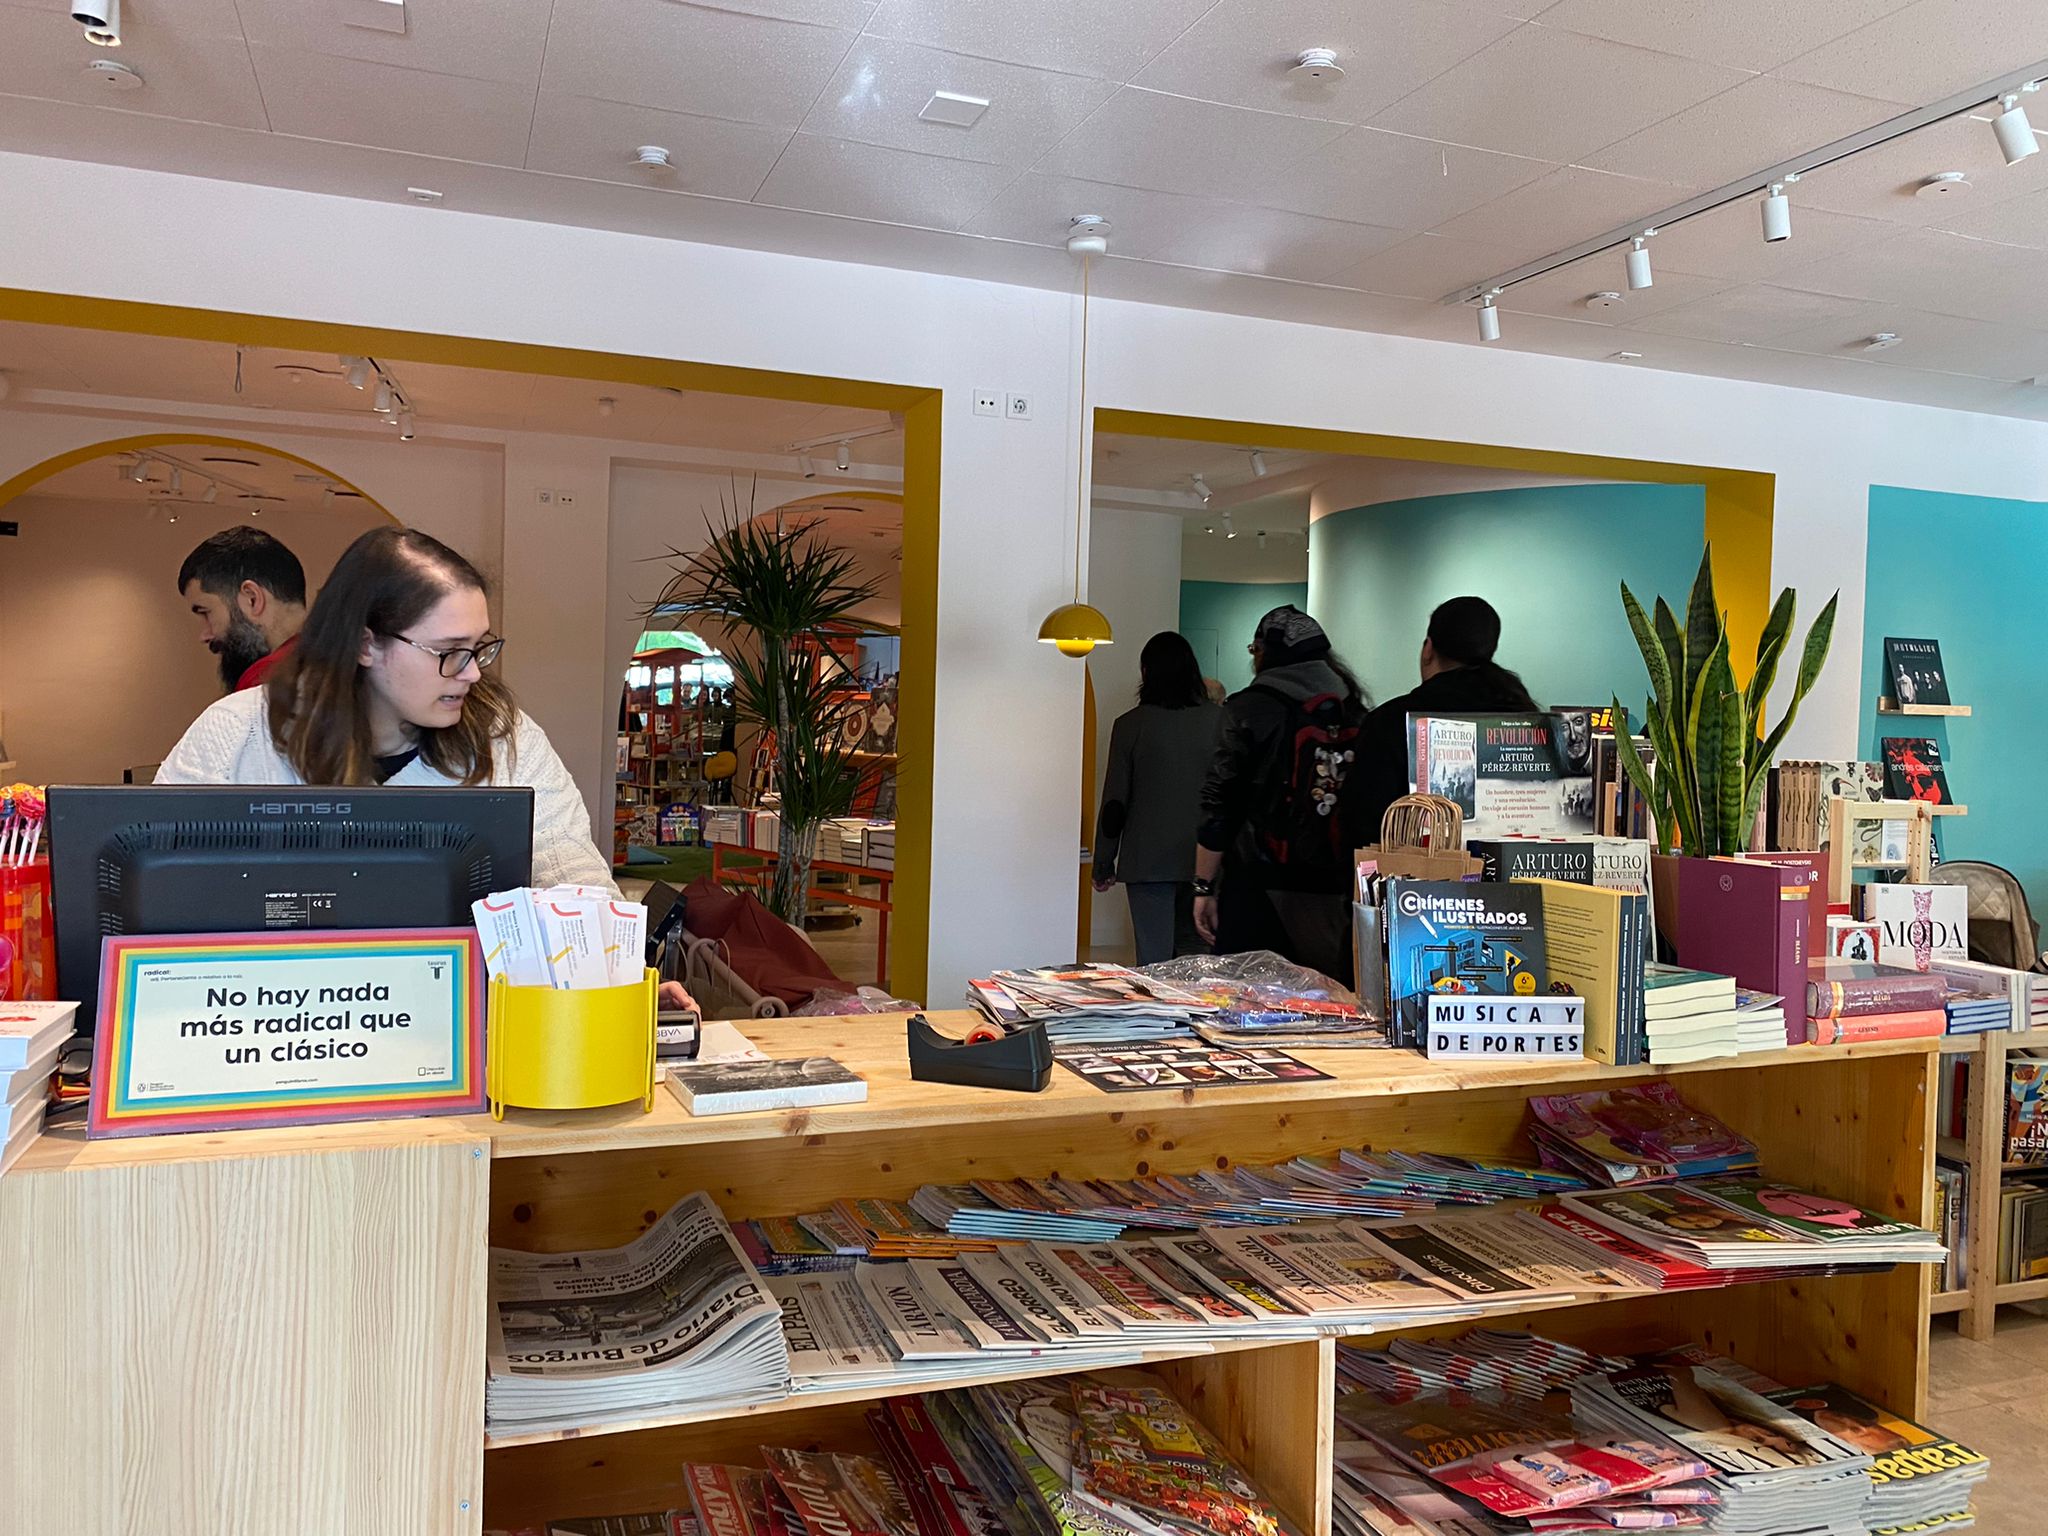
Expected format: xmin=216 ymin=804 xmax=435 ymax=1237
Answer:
xmin=1632 ymin=282 xmax=1893 ymax=343
xmin=964 ymin=173 xmax=1223 ymax=256
xmin=1796 ymin=111 xmax=2048 ymax=227
xmin=233 ymin=0 xmax=556 ymax=88
xmin=1585 ymin=75 xmax=1909 ymax=189
xmin=1035 ymin=89 xmax=1348 ymax=202
xmin=1783 ymin=226 xmax=2048 ymax=328
xmin=542 ymin=0 xmax=857 ymax=127
xmin=1368 ymin=26 xmax=1746 ymax=164
xmin=1145 ymin=205 xmax=1410 ymax=283
xmin=1499 ymin=254 xmax=1731 ymax=320
xmin=862 ymin=0 xmax=1218 ymax=82
xmin=1260 ymin=127 xmax=1553 ymax=233
xmin=798 ymin=37 xmax=1115 ymax=167
xmin=753 ymin=133 xmax=1022 ymax=229
xmin=0 ymin=4 xmax=267 ymax=130
xmin=1771 ymin=303 xmax=2048 ymax=379
xmin=1936 ymin=183 xmax=2048 ymax=250
xmin=1433 ymin=164 xmax=1696 ymax=248
xmin=687 ymin=0 xmax=882 ymax=24
xmin=1774 ymin=0 xmax=2048 ymax=106
xmin=1537 ymin=0 xmax=1915 ymax=73
xmin=1129 ymin=0 xmax=1523 ymax=125
xmin=1651 ymin=199 xmax=1902 ymax=282
xmin=1324 ymin=231 xmax=1532 ymax=300
xmin=526 ymin=94 xmax=791 ymax=198
xmin=249 ymin=46 xmax=538 ymax=165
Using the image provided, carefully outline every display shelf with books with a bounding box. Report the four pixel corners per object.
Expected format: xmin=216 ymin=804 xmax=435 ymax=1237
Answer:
xmin=1878 ymin=699 xmax=1973 ymax=716
xmin=2 ymin=1011 xmax=1953 ymax=1535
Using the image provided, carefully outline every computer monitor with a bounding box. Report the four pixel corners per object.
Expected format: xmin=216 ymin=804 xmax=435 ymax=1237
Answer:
xmin=49 ymin=784 xmax=534 ymax=1031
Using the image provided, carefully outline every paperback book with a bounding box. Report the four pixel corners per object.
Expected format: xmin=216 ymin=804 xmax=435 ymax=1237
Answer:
xmin=667 ymin=1058 xmax=868 ymax=1116
xmin=1384 ymin=879 xmax=1550 ymax=1047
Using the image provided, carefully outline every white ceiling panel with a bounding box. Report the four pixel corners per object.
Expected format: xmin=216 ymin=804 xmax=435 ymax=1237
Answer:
xmin=1934 ymin=183 xmax=2048 ymax=249
xmin=1786 ymin=226 xmax=2048 ymax=328
xmin=1144 ymin=205 xmax=1409 ymax=283
xmin=861 ymin=0 xmax=1217 ymax=82
xmin=1129 ymin=0 xmax=1523 ymax=125
xmin=1632 ymin=282 xmax=1892 ymax=344
xmin=232 ymin=0 xmax=556 ymax=88
xmin=1499 ymin=257 xmax=1732 ymax=321
xmin=755 ymin=134 xmax=1022 ymax=229
xmin=798 ymin=37 xmax=1116 ymax=167
xmin=1774 ymin=0 xmax=2048 ymax=106
xmin=963 ymin=174 xmax=1213 ymax=256
xmin=541 ymin=0 xmax=858 ymax=127
xmin=249 ymin=46 xmax=539 ymax=166
xmin=693 ymin=0 xmax=884 ymax=26
xmin=1036 ymin=89 xmax=1348 ymax=202
xmin=0 ymin=3 xmax=268 ymax=130
xmin=1770 ymin=303 xmax=2048 ymax=380
xmin=1652 ymin=200 xmax=1902 ymax=283
xmin=1535 ymin=0 xmax=1916 ymax=74
xmin=1434 ymin=165 xmax=1696 ymax=250
xmin=1795 ymin=110 xmax=2048 ymax=226
xmin=1585 ymin=75 xmax=1910 ymax=190
xmin=1368 ymin=26 xmax=1746 ymax=164
xmin=1260 ymin=128 xmax=1553 ymax=233
xmin=1325 ymin=232 xmax=1533 ymax=301
xmin=525 ymin=94 xmax=790 ymax=198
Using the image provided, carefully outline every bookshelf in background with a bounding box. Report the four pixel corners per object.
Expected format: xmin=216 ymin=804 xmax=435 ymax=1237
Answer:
xmin=1935 ymin=1017 xmax=2048 ymax=1339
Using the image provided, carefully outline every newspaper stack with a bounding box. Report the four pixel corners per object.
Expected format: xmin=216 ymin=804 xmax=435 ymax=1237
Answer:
xmin=485 ymin=1192 xmax=790 ymax=1431
xmin=1769 ymin=1383 xmax=1990 ymax=1532
xmin=1336 ymin=1330 xmax=1630 ymax=1403
xmin=1572 ymin=1359 xmax=1873 ymax=1535
xmin=1561 ymin=1178 xmax=1947 ymax=1271
xmin=966 ymin=964 xmax=1216 ymax=1043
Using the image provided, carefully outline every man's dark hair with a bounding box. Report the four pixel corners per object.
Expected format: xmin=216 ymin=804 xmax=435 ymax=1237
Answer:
xmin=1137 ymin=631 xmax=1208 ymax=708
xmin=176 ymin=527 xmax=307 ymax=606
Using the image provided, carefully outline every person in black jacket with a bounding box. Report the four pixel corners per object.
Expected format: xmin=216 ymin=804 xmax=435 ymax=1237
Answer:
xmin=1354 ymin=596 xmax=1541 ymax=840
xmin=1192 ymin=606 xmax=1370 ymax=984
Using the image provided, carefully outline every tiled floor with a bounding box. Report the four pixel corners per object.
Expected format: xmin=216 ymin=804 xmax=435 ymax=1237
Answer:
xmin=1929 ymin=1310 xmax=2048 ymax=1533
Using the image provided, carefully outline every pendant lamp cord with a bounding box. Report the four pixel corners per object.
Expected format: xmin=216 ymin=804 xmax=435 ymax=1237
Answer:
xmin=1073 ymin=253 xmax=1091 ymax=605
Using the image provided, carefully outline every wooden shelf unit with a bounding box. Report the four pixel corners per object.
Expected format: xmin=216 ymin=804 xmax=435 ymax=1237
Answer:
xmin=1935 ymin=1024 xmax=2048 ymax=1339
xmin=1 ymin=1016 xmax=1946 ymax=1536
xmin=1879 ymin=698 xmax=1973 ymax=717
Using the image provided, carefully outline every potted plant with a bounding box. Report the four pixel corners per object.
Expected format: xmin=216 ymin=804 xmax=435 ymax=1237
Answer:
xmin=649 ymin=484 xmax=885 ymax=924
xmin=1613 ymin=546 xmax=1837 ymax=858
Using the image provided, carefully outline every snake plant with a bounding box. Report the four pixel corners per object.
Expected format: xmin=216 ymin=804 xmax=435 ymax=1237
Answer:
xmin=1613 ymin=546 xmax=1837 ymax=857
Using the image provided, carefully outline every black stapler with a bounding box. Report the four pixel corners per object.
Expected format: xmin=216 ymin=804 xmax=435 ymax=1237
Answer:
xmin=906 ymin=1013 xmax=1052 ymax=1093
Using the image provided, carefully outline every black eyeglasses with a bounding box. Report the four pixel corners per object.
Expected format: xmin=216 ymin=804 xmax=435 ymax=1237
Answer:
xmin=378 ymin=631 xmax=506 ymax=678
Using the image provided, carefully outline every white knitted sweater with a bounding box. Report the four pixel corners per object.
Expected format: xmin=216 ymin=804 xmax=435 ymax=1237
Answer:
xmin=154 ymin=688 xmax=616 ymax=894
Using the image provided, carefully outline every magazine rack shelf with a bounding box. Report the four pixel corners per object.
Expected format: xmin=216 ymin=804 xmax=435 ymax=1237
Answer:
xmin=1878 ymin=699 xmax=1973 ymax=717
xmin=0 ymin=1015 xmax=1945 ymax=1536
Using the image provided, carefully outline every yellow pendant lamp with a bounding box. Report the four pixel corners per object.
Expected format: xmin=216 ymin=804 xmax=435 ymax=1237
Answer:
xmin=1039 ymin=222 xmax=1113 ymax=659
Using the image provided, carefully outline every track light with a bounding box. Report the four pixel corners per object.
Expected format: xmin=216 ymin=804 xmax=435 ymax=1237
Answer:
xmin=371 ymin=379 xmax=395 ymax=413
xmin=1256 ymin=530 xmax=1267 ymax=551
xmin=1761 ymin=182 xmax=1791 ymax=242
xmin=1191 ymin=473 xmax=1211 ymax=503
xmin=74 ymin=0 xmax=119 ymax=47
xmin=343 ymin=357 xmax=371 ymax=391
xmin=168 ymin=467 xmax=183 ymax=495
xmin=1250 ymin=451 xmax=1267 ymax=478
xmin=397 ymin=411 xmax=415 ymax=440
xmin=799 ymin=453 xmax=816 ymax=479
xmin=126 ymin=459 xmax=148 ymax=483
xmin=201 ymin=481 xmax=218 ymax=504
xmin=1626 ymin=234 xmax=1654 ymax=291
xmin=1477 ymin=290 xmax=1501 ymax=342
xmin=1204 ymin=524 xmax=1215 ymax=535
xmin=1994 ymin=88 xmax=2040 ymax=164
xmin=1224 ymin=512 xmax=1237 ymax=539
xmin=836 ymin=441 xmax=851 ymax=472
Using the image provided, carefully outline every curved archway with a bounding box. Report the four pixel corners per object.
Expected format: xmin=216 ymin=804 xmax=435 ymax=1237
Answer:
xmin=0 ymin=432 xmax=396 ymax=520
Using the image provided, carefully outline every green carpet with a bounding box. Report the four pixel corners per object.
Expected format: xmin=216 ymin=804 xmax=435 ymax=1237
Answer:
xmin=613 ymin=845 xmax=715 ymax=886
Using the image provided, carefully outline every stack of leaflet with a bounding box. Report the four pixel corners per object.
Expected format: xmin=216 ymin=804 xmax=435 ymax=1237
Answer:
xmin=1572 ymin=1357 xmax=1873 ymax=1536
xmin=1769 ymin=1383 xmax=1989 ymax=1532
xmin=967 ymin=965 xmax=1215 ymax=1043
xmin=1641 ymin=963 xmax=1739 ymax=1063
xmin=1561 ymin=1176 xmax=1947 ymax=1272
xmin=472 ymin=886 xmax=650 ymax=990
xmin=0 ymin=1000 xmax=73 ymax=1177
xmin=865 ymin=822 xmax=896 ymax=873
xmin=701 ymin=807 xmax=747 ymax=847
xmin=1733 ymin=987 xmax=1789 ymax=1052
xmin=910 ymin=1183 xmax=1127 ymax=1243
xmin=1526 ymin=1082 xmax=1760 ymax=1187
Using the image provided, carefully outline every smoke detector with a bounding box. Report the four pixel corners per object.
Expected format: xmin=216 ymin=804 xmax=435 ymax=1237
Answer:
xmin=1289 ymin=48 xmax=1343 ymax=82
xmin=82 ymin=59 xmax=143 ymax=91
xmin=1067 ymin=214 xmax=1110 ymax=257
xmin=1915 ymin=171 xmax=1971 ymax=200
xmin=1863 ymin=332 xmax=1904 ymax=351
xmin=633 ymin=145 xmax=672 ymax=169
xmin=1586 ymin=291 xmax=1626 ymax=311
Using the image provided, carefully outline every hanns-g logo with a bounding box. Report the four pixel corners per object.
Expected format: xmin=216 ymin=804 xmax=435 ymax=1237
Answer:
xmin=248 ymin=801 xmax=352 ymax=816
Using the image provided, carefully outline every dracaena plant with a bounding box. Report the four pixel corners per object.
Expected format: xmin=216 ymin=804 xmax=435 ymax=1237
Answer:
xmin=1613 ymin=546 xmax=1837 ymax=857
xmin=649 ymin=481 xmax=885 ymax=923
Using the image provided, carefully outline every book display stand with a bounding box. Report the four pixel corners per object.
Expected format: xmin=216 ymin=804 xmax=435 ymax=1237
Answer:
xmin=0 ymin=1012 xmax=1947 ymax=1533
xmin=1827 ymin=796 xmax=1936 ymax=901
xmin=1934 ymin=1024 xmax=2048 ymax=1338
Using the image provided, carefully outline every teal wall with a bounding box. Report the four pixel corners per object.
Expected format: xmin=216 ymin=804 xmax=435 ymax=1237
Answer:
xmin=1862 ymin=485 xmax=2046 ymax=908
xmin=1307 ymin=482 xmax=1707 ymax=711
xmin=1179 ymin=580 xmax=1309 ymax=694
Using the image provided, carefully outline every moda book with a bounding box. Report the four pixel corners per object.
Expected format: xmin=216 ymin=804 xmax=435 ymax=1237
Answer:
xmin=1884 ymin=636 xmax=1952 ymax=708
xmin=1882 ymin=736 xmax=1954 ymax=806
xmin=666 ymin=1058 xmax=868 ymax=1116
xmin=1864 ymin=882 xmax=1968 ymax=972
xmin=1384 ymin=879 xmax=1549 ymax=1047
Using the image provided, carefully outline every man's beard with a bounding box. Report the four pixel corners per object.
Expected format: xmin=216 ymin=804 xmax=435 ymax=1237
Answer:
xmin=211 ymin=615 xmax=272 ymax=692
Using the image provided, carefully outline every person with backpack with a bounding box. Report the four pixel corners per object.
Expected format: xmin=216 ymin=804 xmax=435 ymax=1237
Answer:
xmin=1192 ymin=605 xmax=1371 ymax=985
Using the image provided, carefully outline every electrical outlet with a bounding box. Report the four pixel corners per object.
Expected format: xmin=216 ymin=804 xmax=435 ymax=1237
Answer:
xmin=1005 ymin=393 xmax=1032 ymax=420
xmin=536 ymin=488 xmax=554 ymax=505
xmin=973 ymin=390 xmax=1000 ymax=417
xmin=557 ymin=491 xmax=576 ymax=508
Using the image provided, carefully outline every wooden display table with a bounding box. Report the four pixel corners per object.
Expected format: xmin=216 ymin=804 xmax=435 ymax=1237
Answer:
xmin=0 ymin=1015 xmax=1943 ymax=1536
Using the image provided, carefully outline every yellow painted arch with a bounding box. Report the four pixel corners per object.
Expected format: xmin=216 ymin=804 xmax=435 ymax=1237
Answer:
xmin=0 ymin=432 xmax=397 ymax=523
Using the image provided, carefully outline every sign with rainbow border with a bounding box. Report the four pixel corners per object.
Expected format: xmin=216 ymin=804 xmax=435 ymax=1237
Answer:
xmin=88 ymin=928 xmax=485 ymax=1138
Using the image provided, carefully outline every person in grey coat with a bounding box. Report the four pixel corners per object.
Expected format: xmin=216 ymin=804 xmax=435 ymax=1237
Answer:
xmin=1093 ymin=632 xmax=1225 ymax=964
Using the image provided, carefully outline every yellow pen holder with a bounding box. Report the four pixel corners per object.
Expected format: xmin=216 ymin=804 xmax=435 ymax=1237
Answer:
xmin=486 ymin=969 xmax=657 ymax=1120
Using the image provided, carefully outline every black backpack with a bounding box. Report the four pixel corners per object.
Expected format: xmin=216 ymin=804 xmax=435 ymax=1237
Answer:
xmin=1246 ymin=683 xmax=1367 ymax=869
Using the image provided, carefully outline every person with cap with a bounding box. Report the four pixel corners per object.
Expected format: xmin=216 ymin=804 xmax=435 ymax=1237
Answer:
xmin=1354 ymin=596 xmax=1542 ymax=839
xmin=1191 ymin=605 xmax=1372 ymax=984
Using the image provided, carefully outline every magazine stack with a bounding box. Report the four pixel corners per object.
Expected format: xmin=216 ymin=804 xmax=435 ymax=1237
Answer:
xmin=1524 ymin=1082 xmax=1760 ymax=1187
xmin=1561 ymin=1178 xmax=1949 ymax=1272
xmin=1770 ymin=1383 xmax=1989 ymax=1533
xmin=966 ymin=964 xmax=1215 ymax=1043
xmin=484 ymin=1193 xmax=791 ymax=1432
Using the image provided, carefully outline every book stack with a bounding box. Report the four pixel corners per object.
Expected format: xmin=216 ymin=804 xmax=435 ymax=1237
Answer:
xmin=1525 ymin=1082 xmax=1759 ymax=1187
xmin=1640 ymin=963 xmax=1739 ymax=1063
xmin=1674 ymin=858 xmax=1810 ymax=1045
xmin=1733 ymin=987 xmax=1789 ymax=1051
xmin=966 ymin=965 xmax=1215 ymax=1044
xmin=864 ymin=822 xmax=896 ymax=873
xmin=1938 ymin=970 xmax=2013 ymax=1035
xmin=1935 ymin=1160 xmax=1969 ymax=1293
xmin=0 ymin=1000 xmax=75 ymax=1177
xmin=1805 ymin=960 xmax=1949 ymax=1045
xmin=1771 ymin=1383 xmax=1989 ymax=1533
xmin=1767 ymin=758 xmax=1884 ymax=852
xmin=700 ymin=807 xmax=747 ymax=847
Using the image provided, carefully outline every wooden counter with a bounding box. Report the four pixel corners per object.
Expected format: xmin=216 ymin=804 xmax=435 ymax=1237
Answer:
xmin=0 ymin=1012 xmax=1942 ymax=1536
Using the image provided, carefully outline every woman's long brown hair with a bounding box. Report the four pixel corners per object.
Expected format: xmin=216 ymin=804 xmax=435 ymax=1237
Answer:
xmin=266 ymin=527 xmax=516 ymax=785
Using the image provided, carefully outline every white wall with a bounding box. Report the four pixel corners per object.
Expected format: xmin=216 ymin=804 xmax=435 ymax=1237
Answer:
xmin=1083 ymin=506 xmax=1184 ymax=953
xmin=5 ymin=150 xmax=2048 ymax=999
xmin=0 ymin=491 xmax=383 ymax=783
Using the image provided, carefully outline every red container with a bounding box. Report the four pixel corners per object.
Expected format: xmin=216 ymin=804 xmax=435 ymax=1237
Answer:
xmin=0 ymin=858 xmax=56 ymax=1001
